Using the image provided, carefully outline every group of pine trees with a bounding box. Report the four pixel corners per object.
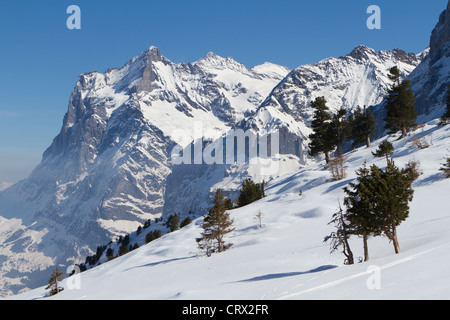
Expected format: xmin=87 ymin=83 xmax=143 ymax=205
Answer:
xmin=325 ymin=142 xmax=418 ymax=264
xmin=308 ymin=97 xmax=376 ymax=164
xmin=308 ymin=66 xmax=420 ymax=166
xmin=308 ymin=97 xmax=377 ymax=163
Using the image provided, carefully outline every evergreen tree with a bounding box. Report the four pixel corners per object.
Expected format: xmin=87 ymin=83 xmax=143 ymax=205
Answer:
xmin=145 ymin=230 xmax=162 ymax=243
xmin=308 ymin=97 xmax=334 ymax=163
xmin=349 ymin=106 xmax=376 ymax=148
xmin=344 ymin=163 xmax=382 ymax=262
xmin=197 ymin=189 xmax=235 ymax=255
xmin=143 ymin=219 xmax=151 ymax=229
xmin=365 ymin=161 xmax=414 ymax=254
xmin=95 ymin=245 xmax=105 ymax=262
xmin=118 ymin=244 xmax=129 ymax=256
xmin=388 ymin=66 xmax=401 ymax=86
xmin=329 ymin=107 xmax=351 ymax=156
xmin=180 ymin=216 xmax=192 ymax=228
xmin=106 ymin=248 xmax=114 ymax=261
xmin=46 ymin=267 xmax=64 ymax=296
xmin=122 ymin=234 xmax=130 ymax=248
xmin=166 ymin=213 xmax=180 ymax=232
xmin=372 ymin=140 xmax=394 ymax=165
xmin=440 ymin=84 xmax=450 ymax=125
xmin=384 ymin=66 xmax=417 ymax=139
xmin=237 ymin=178 xmax=265 ymax=207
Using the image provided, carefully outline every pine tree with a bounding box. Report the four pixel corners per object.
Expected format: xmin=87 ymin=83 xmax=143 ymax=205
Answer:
xmin=118 ymin=244 xmax=129 ymax=256
xmin=166 ymin=213 xmax=180 ymax=232
xmin=106 ymin=248 xmax=114 ymax=261
xmin=372 ymin=140 xmax=394 ymax=165
xmin=46 ymin=267 xmax=64 ymax=296
xmin=384 ymin=66 xmax=417 ymax=139
xmin=329 ymin=107 xmax=351 ymax=156
xmin=180 ymin=216 xmax=192 ymax=228
xmin=349 ymin=106 xmax=376 ymax=148
xmin=145 ymin=230 xmax=162 ymax=243
xmin=388 ymin=66 xmax=401 ymax=86
xmin=308 ymin=97 xmax=334 ymax=164
xmin=344 ymin=162 xmax=382 ymax=262
xmin=196 ymin=189 xmax=235 ymax=255
xmin=440 ymin=84 xmax=450 ymax=125
xmin=237 ymin=178 xmax=265 ymax=207
xmin=366 ymin=161 xmax=414 ymax=254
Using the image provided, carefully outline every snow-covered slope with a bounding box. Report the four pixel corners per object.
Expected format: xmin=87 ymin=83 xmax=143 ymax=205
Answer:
xmin=0 ymin=43 xmax=429 ymax=297
xmin=9 ymin=121 xmax=450 ymax=300
xmin=0 ymin=4 xmax=441 ymax=295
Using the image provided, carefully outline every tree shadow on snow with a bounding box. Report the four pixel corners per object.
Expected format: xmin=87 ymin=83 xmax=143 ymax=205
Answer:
xmin=234 ymin=265 xmax=337 ymax=283
xmin=123 ymin=255 xmax=196 ymax=272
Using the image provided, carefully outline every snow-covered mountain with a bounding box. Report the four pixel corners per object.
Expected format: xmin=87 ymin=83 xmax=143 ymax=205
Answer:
xmin=8 ymin=120 xmax=450 ymax=300
xmin=2 ymin=0 xmax=449 ymax=296
xmin=0 ymin=45 xmax=428 ymax=297
xmin=0 ymin=47 xmax=291 ymax=296
xmin=240 ymin=46 xmax=424 ymax=149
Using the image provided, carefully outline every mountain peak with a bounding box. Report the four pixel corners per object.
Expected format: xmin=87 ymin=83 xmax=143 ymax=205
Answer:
xmin=205 ymin=51 xmax=220 ymax=59
xmin=140 ymin=45 xmax=163 ymax=62
xmin=348 ymin=45 xmax=376 ymax=59
xmin=195 ymin=52 xmax=248 ymax=72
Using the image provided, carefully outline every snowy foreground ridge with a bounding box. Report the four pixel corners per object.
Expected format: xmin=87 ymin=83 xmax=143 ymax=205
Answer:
xmin=10 ymin=121 xmax=450 ymax=300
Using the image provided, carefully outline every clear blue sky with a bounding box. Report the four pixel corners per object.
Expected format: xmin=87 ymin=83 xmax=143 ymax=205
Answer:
xmin=0 ymin=0 xmax=447 ymax=183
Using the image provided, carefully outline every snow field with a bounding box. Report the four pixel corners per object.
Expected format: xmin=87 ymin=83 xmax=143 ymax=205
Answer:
xmin=10 ymin=121 xmax=450 ymax=300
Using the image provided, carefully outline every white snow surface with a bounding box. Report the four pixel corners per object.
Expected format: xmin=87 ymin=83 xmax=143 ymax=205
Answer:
xmin=10 ymin=121 xmax=450 ymax=300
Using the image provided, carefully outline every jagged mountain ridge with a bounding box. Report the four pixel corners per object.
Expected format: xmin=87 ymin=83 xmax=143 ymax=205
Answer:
xmin=236 ymin=45 xmax=425 ymax=162
xmin=0 ymin=47 xmax=291 ymax=296
xmin=0 ymin=42 xmax=436 ymax=296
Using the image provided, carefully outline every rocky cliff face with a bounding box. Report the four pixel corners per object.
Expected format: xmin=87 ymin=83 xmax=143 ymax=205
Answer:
xmin=409 ymin=1 xmax=450 ymax=118
xmin=430 ymin=1 xmax=450 ymax=65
